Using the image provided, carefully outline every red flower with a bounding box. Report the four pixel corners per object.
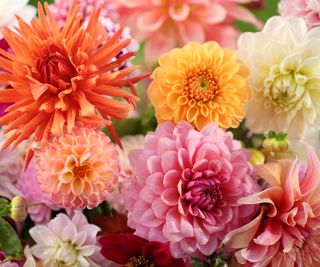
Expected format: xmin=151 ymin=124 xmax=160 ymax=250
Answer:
xmin=99 ymin=234 xmax=186 ymax=267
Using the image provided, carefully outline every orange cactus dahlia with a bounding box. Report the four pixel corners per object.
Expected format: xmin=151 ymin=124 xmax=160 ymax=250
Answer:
xmin=148 ymin=42 xmax=253 ymax=130
xmin=0 ymin=2 xmax=146 ymax=164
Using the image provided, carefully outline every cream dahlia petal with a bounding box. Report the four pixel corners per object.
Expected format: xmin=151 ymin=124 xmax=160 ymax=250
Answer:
xmin=239 ymin=16 xmax=320 ymax=140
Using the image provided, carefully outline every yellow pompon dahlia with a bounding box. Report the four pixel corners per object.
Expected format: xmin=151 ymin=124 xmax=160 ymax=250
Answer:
xmin=35 ymin=127 xmax=119 ymax=209
xmin=0 ymin=2 xmax=146 ymax=162
xmin=148 ymin=42 xmax=253 ymax=130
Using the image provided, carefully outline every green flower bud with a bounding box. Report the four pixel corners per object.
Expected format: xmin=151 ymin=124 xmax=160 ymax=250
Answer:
xmin=248 ymin=148 xmax=265 ymax=165
xmin=10 ymin=196 xmax=28 ymax=223
xmin=263 ymin=131 xmax=289 ymax=155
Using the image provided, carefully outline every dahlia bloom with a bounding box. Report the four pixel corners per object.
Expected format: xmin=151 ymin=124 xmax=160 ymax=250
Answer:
xmin=122 ymin=121 xmax=258 ymax=258
xmin=223 ymin=144 xmax=320 ymax=266
xmin=50 ymin=0 xmax=138 ymax=72
xmin=0 ymin=134 xmax=22 ymax=199
xmin=50 ymin=0 xmax=119 ymax=27
xmin=0 ymin=0 xmax=36 ymax=37
xmin=30 ymin=211 xmax=105 ymax=267
xmin=106 ymin=135 xmax=145 ymax=215
xmin=99 ymin=234 xmax=186 ymax=266
xmin=238 ymin=16 xmax=320 ymax=140
xmin=35 ymin=127 xmax=119 ymax=209
xmin=148 ymin=42 xmax=253 ymax=130
xmin=118 ymin=0 xmax=262 ymax=64
xmin=279 ymin=0 xmax=320 ymax=29
xmin=16 ymin=159 xmax=57 ymax=224
xmin=0 ymin=2 xmax=146 ymax=163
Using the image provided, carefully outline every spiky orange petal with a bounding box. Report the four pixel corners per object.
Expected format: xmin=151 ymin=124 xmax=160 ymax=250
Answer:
xmin=0 ymin=2 xmax=147 ymax=162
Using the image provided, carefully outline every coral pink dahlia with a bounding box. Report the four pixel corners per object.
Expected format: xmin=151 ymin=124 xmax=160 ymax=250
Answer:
xmin=118 ymin=0 xmax=262 ymax=65
xmin=122 ymin=121 xmax=258 ymax=258
xmin=36 ymin=127 xmax=119 ymax=209
xmin=223 ymin=144 xmax=320 ymax=267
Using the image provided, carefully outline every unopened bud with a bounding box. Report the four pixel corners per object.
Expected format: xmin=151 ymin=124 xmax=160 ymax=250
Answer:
xmin=248 ymin=148 xmax=265 ymax=165
xmin=263 ymin=132 xmax=289 ymax=155
xmin=10 ymin=196 xmax=28 ymax=223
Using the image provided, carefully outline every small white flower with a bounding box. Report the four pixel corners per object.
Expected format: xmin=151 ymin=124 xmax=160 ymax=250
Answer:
xmin=238 ymin=16 xmax=320 ymax=140
xmin=29 ymin=212 xmax=105 ymax=267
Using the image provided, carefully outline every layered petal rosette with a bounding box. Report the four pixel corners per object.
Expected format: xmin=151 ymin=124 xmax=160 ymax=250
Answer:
xmin=238 ymin=16 xmax=320 ymax=140
xmin=30 ymin=211 xmax=105 ymax=267
xmin=224 ymin=144 xmax=320 ymax=266
xmin=148 ymin=42 xmax=253 ymax=130
xmin=35 ymin=127 xmax=119 ymax=209
xmin=122 ymin=121 xmax=258 ymax=258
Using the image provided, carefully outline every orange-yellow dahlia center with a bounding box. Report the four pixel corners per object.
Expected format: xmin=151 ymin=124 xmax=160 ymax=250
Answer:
xmin=127 ymin=255 xmax=154 ymax=267
xmin=37 ymin=51 xmax=75 ymax=89
xmin=73 ymin=165 xmax=89 ymax=179
xmin=184 ymin=71 xmax=218 ymax=102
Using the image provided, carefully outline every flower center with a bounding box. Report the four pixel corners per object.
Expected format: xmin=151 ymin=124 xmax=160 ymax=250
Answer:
xmin=127 ymin=256 xmax=154 ymax=267
xmin=185 ymin=71 xmax=218 ymax=102
xmin=263 ymin=65 xmax=307 ymax=113
xmin=185 ymin=178 xmax=223 ymax=210
xmin=52 ymin=242 xmax=79 ymax=267
xmin=38 ymin=52 xmax=75 ymax=89
xmin=73 ymin=165 xmax=89 ymax=179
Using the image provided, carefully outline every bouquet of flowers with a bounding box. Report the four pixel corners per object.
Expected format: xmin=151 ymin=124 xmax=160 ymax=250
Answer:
xmin=0 ymin=0 xmax=319 ymax=266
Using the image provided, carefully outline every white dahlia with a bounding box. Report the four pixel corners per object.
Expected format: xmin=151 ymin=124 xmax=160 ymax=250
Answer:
xmin=238 ymin=16 xmax=320 ymax=139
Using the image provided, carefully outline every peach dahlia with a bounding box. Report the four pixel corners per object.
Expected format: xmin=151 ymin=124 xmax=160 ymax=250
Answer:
xmin=35 ymin=127 xmax=119 ymax=209
xmin=148 ymin=42 xmax=253 ymax=130
xmin=0 ymin=2 xmax=146 ymax=164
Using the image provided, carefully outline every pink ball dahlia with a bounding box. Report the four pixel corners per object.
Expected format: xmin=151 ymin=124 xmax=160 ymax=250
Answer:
xmin=223 ymin=144 xmax=320 ymax=266
xmin=16 ymin=159 xmax=57 ymax=224
xmin=279 ymin=0 xmax=320 ymax=29
xmin=122 ymin=121 xmax=258 ymax=258
xmin=35 ymin=127 xmax=119 ymax=209
xmin=118 ymin=0 xmax=262 ymax=65
xmin=49 ymin=0 xmax=119 ymax=27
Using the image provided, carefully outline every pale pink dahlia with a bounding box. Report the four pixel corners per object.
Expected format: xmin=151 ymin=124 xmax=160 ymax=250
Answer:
xmin=122 ymin=121 xmax=258 ymax=259
xmin=106 ymin=135 xmax=145 ymax=215
xmin=118 ymin=0 xmax=262 ymax=65
xmin=0 ymin=133 xmax=22 ymax=199
xmin=279 ymin=0 xmax=320 ymax=29
xmin=223 ymin=144 xmax=320 ymax=267
xmin=35 ymin=127 xmax=120 ymax=210
xmin=16 ymin=159 xmax=57 ymax=224
xmin=30 ymin=211 xmax=106 ymax=266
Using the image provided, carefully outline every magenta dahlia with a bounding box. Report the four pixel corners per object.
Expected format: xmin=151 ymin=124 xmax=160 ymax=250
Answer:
xmin=122 ymin=121 xmax=258 ymax=259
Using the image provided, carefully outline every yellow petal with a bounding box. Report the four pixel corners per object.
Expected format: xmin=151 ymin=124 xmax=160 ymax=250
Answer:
xmin=186 ymin=106 xmax=199 ymax=122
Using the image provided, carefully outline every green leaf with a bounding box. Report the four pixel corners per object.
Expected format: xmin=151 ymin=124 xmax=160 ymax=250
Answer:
xmin=0 ymin=217 xmax=23 ymax=259
xmin=0 ymin=198 xmax=11 ymax=217
xmin=28 ymin=0 xmax=54 ymax=6
xmin=192 ymin=258 xmax=209 ymax=267
xmin=212 ymin=257 xmax=228 ymax=267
